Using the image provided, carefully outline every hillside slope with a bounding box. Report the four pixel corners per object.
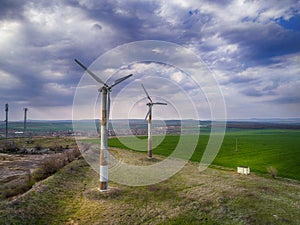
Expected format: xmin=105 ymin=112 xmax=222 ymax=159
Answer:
xmin=1 ymin=149 xmax=300 ymax=225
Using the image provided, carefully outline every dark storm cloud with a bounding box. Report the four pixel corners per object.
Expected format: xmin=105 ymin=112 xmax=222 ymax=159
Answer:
xmin=75 ymin=1 xmax=160 ymax=41
xmin=221 ymin=22 xmax=300 ymax=66
xmin=269 ymin=96 xmax=300 ymax=104
xmin=241 ymin=87 xmax=276 ymax=97
xmin=76 ymin=0 xmax=210 ymax=45
xmin=0 ymin=0 xmax=26 ymax=20
xmin=0 ymin=0 xmax=109 ymax=111
xmin=0 ymin=58 xmax=76 ymax=107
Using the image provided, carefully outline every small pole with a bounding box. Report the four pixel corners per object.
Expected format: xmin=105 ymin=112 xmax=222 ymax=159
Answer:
xmin=24 ymin=108 xmax=28 ymax=133
xmin=99 ymin=87 xmax=108 ymax=191
xmin=5 ymin=103 xmax=8 ymax=143
xmin=23 ymin=108 xmax=28 ymax=148
xmin=235 ymin=138 xmax=238 ymax=151
xmin=148 ymin=105 xmax=152 ymax=158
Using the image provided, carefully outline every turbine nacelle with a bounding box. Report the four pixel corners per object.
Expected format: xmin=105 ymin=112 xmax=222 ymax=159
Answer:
xmin=141 ymin=84 xmax=167 ymax=120
xmin=75 ymin=58 xmax=132 ymax=119
xmin=75 ymin=58 xmax=132 ymax=90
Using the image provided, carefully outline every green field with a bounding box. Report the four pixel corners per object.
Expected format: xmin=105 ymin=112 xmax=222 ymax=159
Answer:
xmin=90 ymin=129 xmax=300 ymax=181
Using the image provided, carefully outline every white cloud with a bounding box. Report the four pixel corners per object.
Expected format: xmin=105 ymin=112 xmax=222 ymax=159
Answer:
xmin=44 ymin=82 xmax=74 ymax=96
xmin=0 ymin=20 xmax=26 ymax=64
xmin=171 ymin=71 xmax=184 ymax=83
xmin=0 ymin=20 xmax=22 ymax=49
xmin=42 ymin=70 xmax=65 ymax=80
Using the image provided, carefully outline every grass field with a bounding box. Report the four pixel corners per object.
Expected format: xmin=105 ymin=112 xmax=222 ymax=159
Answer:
xmin=89 ymin=128 xmax=300 ymax=181
xmin=1 ymin=149 xmax=300 ymax=224
xmin=211 ymin=129 xmax=300 ymax=180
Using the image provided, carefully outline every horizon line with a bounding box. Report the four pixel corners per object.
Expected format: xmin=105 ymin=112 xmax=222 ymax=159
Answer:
xmin=2 ymin=118 xmax=300 ymax=123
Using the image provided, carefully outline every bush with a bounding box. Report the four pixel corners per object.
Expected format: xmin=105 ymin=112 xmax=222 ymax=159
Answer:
xmin=49 ymin=143 xmax=64 ymax=153
xmin=267 ymin=166 xmax=277 ymax=179
xmin=32 ymin=148 xmax=81 ymax=182
xmin=72 ymin=147 xmax=81 ymax=158
xmin=1 ymin=141 xmax=20 ymax=153
xmin=34 ymin=143 xmax=43 ymax=151
xmin=32 ymin=154 xmax=65 ymax=181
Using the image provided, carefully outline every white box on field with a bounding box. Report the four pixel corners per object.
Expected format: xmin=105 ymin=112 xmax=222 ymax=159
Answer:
xmin=237 ymin=166 xmax=250 ymax=175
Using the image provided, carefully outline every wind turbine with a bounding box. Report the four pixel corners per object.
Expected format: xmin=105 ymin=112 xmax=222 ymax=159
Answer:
xmin=141 ymin=84 xmax=167 ymax=158
xmin=75 ymin=59 xmax=132 ymax=191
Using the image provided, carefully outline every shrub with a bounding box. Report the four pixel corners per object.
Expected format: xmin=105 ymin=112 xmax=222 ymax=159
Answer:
xmin=1 ymin=141 xmax=20 ymax=153
xmin=32 ymin=148 xmax=81 ymax=182
xmin=32 ymin=154 xmax=65 ymax=181
xmin=267 ymin=166 xmax=277 ymax=179
xmin=35 ymin=143 xmax=43 ymax=151
xmin=49 ymin=143 xmax=64 ymax=153
xmin=72 ymin=147 xmax=81 ymax=158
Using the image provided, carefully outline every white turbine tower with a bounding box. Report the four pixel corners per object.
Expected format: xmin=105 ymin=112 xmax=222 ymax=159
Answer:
xmin=141 ymin=84 xmax=167 ymax=158
xmin=75 ymin=59 xmax=132 ymax=191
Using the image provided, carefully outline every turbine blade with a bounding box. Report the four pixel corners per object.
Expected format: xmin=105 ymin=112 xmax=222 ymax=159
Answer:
xmin=145 ymin=107 xmax=151 ymax=120
xmin=107 ymin=91 xmax=111 ymax=120
xmin=153 ymin=102 xmax=167 ymax=105
xmin=110 ymin=74 xmax=133 ymax=89
xmin=141 ymin=84 xmax=152 ymax=103
xmin=74 ymin=59 xmax=107 ymax=86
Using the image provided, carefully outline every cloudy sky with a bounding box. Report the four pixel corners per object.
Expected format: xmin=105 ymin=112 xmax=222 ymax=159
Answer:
xmin=0 ymin=0 xmax=299 ymax=121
